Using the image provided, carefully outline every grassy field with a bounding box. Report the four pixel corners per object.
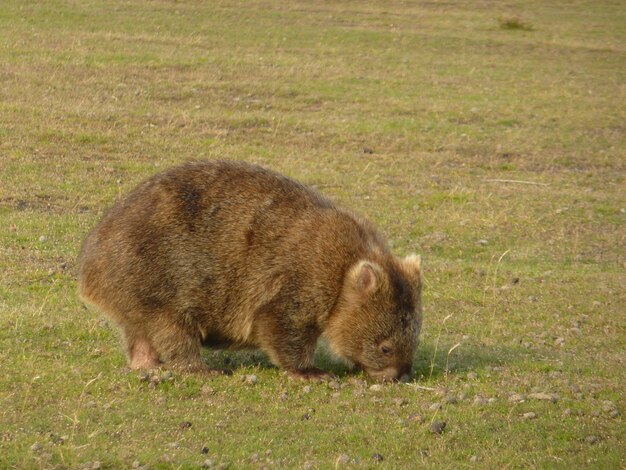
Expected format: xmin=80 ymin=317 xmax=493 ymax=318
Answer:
xmin=1 ymin=0 xmax=624 ymax=468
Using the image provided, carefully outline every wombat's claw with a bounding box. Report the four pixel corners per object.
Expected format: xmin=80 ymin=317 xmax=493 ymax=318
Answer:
xmin=287 ymin=368 xmax=335 ymax=382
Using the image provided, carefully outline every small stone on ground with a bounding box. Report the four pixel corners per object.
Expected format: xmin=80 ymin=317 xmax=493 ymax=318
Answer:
xmin=429 ymin=421 xmax=446 ymax=434
xmin=473 ymin=396 xmax=488 ymax=405
xmin=528 ymin=392 xmax=559 ymax=402
xmin=509 ymin=393 xmax=526 ymax=402
xmin=444 ymin=395 xmax=457 ymax=404
xmin=243 ymin=374 xmax=257 ymax=385
xmin=336 ymin=454 xmax=351 ymax=465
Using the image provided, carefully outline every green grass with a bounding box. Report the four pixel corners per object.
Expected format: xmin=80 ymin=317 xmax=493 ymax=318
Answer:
xmin=1 ymin=0 xmax=624 ymax=468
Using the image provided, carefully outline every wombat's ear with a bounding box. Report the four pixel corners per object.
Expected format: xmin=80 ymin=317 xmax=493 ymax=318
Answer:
xmin=400 ymin=254 xmax=422 ymax=286
xmin=348 ymin=260 xmax=381 ymax=295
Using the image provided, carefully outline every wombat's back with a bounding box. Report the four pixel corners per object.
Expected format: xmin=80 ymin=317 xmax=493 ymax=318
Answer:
xmin=78 ymin=160 xmax=378 ymax=348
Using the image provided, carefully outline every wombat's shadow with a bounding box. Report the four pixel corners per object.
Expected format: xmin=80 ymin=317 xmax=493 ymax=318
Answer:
xmin=202 ymin=347 xmax=356 ymax=377
xmin=202 ymin=340 xmax=533 ymax=380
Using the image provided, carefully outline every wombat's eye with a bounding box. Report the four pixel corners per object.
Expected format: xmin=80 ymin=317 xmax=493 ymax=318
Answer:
xmin=380 ymin=344 xmax=393 ymax=355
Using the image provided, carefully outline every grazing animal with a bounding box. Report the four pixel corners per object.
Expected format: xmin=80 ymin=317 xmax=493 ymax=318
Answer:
xmin=78 ymin=161 xmax=423 ymax=381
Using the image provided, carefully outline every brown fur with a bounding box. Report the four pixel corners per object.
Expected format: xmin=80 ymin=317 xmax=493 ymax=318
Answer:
xmin=78 ymin=161 xmax=423 ymax=380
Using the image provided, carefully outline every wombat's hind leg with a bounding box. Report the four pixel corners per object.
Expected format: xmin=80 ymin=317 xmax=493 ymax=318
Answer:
xmin=126 ymin=335 xmax=161 ymax=370
xmin=151 ymin=322 xmax=231 ymax=376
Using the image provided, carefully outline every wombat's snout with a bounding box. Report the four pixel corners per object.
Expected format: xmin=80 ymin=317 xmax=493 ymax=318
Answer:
xmin=366 ymin=364 xmax=413 ymax=382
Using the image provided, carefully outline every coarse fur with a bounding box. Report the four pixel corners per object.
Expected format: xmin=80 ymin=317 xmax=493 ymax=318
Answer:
xmin=78 ymin=160 xmax=423 ymax=381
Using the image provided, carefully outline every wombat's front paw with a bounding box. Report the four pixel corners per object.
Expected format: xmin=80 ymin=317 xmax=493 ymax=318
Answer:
xmin=287 ymin=368 xmax=335 ymax=382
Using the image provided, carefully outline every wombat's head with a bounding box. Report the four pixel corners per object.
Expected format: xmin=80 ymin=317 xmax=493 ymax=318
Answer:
xmin=326 ymin=255 xmax=423 ymax=382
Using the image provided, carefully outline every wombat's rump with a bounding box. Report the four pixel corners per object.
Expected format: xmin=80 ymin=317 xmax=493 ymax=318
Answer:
xmin=78 ymin=161 xmax=422 ymax=380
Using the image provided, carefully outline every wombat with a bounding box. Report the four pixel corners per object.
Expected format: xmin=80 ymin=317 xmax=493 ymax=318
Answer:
xmin=78 ymin=160 xmax=423 ymax=381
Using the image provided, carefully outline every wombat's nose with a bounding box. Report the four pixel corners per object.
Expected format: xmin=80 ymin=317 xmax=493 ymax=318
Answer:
xmin=398 ymin=372 xmax=412 ymax=383
xmin=397 ymin=364 xmax=413 ymax=382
